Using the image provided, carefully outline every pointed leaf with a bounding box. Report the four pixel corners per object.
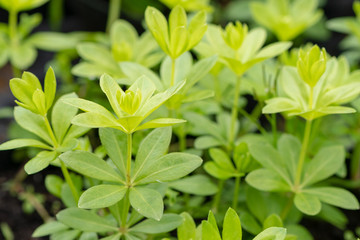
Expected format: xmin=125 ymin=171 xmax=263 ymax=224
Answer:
xmin=25 ymin=150 xmax=58 ymax=174
xmin=177 ymin=212 xmax=196 ymax=240
xmin=253 ymin=227 xmax=287 ymax=240
xmin=44 ymin=67 xmax=56 ymax=110
xmin=57 ymin=208 xmax=118 ymax=233
xmin=223 ymin=208 xmax=242 ymax=240
xmin=246 ymin=169 xmax=291 ymax=192
xmin=130 ymin=213 xmax=182 ymax=234
xmin=59 ymin=151 xmax=124 ymax=183
xmin=0 ymin=138 xmax=52 ymax=150
xmin=129 ymin=187 xmax=163 ymax=220
xmin=32 ymin=221 xmax=68 ymax=237
xmin=79 ymin=185 xmax=127 ymax=209
xmin=294 ymin=192 xmax=321 ymax=215
xmin=135 ymin=118 xmax=186 ymax=131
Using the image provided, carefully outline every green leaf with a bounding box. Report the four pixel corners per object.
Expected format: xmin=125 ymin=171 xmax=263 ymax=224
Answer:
xmin=201 ymin=220 xmax=221 ymax=240
xmin=130 ymin=213 xmax=182 ymax=234
xmin=135 ymin=118 xmax=186 ymax=131
xmin=14 ymin=107 xmax=52 ymax=145
xmin=0 ymin=138 xmax=52 ymax=150
xmin=32 ymin=221 xmax=68 ymax=237
xmin=44 ymin=67 xmax=56 ymax=111
xmin=134 ymin=152 xmax=202 ymax=185
xmin=304 ymin=187 xmax=359 ymax=210
xmin=240 ymin=212 xmax=263 ymax=235
xmin=51 ymin=230 xmax=81 ymax=240
xmin=100 ymin=233 xmax=122 ymax=240
xmin=10 ymin=42 xmax=37 ymax=69
xmin=294 ymin=192 xmax=321 ymax=215
xmin=57 ymin=208 xmax=118 ymax=233
xmin=133 ymin=127 xmax=172 ymax=180
xmin=177 ymin=212 xmax=196 ymax=240
xmin=209 ymin=148 xmax=235 ymax=172
xmin=29 ymin=32 xmax=82 ymax=51
xmin=129 ymin=187 xmax=163 ymax=220
xmin=99 ymin=128 xmax=127 ymax=179
xmin=194 ymin=136 xmax=223 ymax=149
xmin=204 ymin=162 xmax=237 ymax=180
xmin=59 ymin=151 xmax=124 ymax=183
xmin=246 ymin=169 xmax=291 ymax=192
xmin=263 ymin=214 xmax=283 ymax=229
xmin=253 ymin=227 xmax=287 ymax=240
xmin=79 ymin=232 xmax=98 ymax=240
xmin=302 ymin=146 xmax=345 ymax=187
xmin=168 ymin=175 xmax=218 ymax=196
xmin=24 ymin=150 xmax=58 ymax=174
xmin=223 ymin=208 xmax=242 ymax=240
xmin=248 ymin=142 xmax=292 ymax=186
xmin=277 ymin=134 xmax=301 ymax=181
xmin=45 ymin=174 xmax=63 ymax=198
xmin=52 ymin=93 xmax=78 ymax=144
xmin=77 ymin=43 xmax=118 ymax=68
xmin=79 ymin=185 xmax=127 ymax=209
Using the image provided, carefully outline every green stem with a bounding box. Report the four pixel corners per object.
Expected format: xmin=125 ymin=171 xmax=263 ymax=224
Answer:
xmin=212 ymin=180 xmax=224 ymax=213
xmin=106 ymin=0 xmax=122 ymax=33
xmin=120 ymin=191 xmax=130 ymax=227
xmin=213 ymin=74 xmax=221 ymax=102
xmin=9 ymin=9 xmax=21 ymax=77
xmin=48 ymin=0 xmax=63 ymax=31
xmin=351 ymin=140 xmax=360 ymax=180
xmin=280 ymin=194 xmax=294 ymax=220
xmin=237 ymin=108 xmax=267 ymax=136
xmin=294 ymin=119 xmax=312 ymax=188
xmin=271 ymin=114 xmax=278 ymax=147
xmin=126 ymin=133 xmax=132 ymax=185
xmin=19 ymin=192 xmax=51 ymax=222
xmin=229 ymin=75 xmax=242 ymax=148
xmin=170 ymin=58 xmax=176 ymax=87
xmin=232 ymin=176 xmax=241 ymax=211
xmin=60 ymin=161 xmax=79 ymax=204
xmin=43 ymin=116 xmax=59 ymax=148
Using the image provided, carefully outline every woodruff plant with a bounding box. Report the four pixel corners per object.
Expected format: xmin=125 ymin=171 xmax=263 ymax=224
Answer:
xmin=1 ymin=2 xmax=360 ymax=240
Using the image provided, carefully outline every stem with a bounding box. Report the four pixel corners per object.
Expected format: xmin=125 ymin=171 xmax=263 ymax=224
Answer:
xmin=271 ymin=114 xmax=278 ymax=147
xmin=9 ymin=9 xmax=21 ymax=77
xmin=212 ymin=180 xmax=224 ymax=213
xmin=237 ymin=108 xmax=267 ymax=136
xmin=229 ymin=75 xmax=242 ymax=147
xmin=170 ymin=58 xmax=176 ymax=86
xmin=294 ymin=120 xmax=312 ymax=187
xmin=48 ymin=0 xmax=63 ymax=31
xmin=213 ymin=74 xmax=221 ymax=102
xmin=232 ymin=176 xmax=241 ymax=211
xmin=120 ymin=191 xmax=130 ymax=227
xmin=351 ymin=140 xmax=360 ymax=180
xmin=60 ymin=161 xmax=79 ymax=204
xmin=126 ymin=133 xmax=132 ymax=185
xmin=43 ymin=116 xmax=59 ymax=148
xmin=280 ymin=194 xmax=294 ymax=220
xmin=106 ymin=0 xmax=122 ymax=33
xmin=19 ymin=192 xmax=51 ymax=222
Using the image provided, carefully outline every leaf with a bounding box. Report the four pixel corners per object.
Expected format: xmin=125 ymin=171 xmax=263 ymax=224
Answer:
xmin=223 ymin=208 xmax=242 ymax=240
xmin=263 ymin=214 xmax=283 ymax=229
xmin=32 ymin=221 xmax=68 ymax=237
xmin=29 ymin=32 xmax=82 ymax=51
xmin=204 ymin=162 xmax=237 ymax=180
xmin=209 ymin=148 xmax=235 ymax=172
xmin=99 ymin=128 xmax=127 ymax=178
xmin=0 ymin=138 xmax=52 ymax=150
xmin=194 ymin=136 xmax=223 ymax=149
xmin=52 ymin=93 xmax=78 ymax=144
xmin=133 ymin=127 xmax=172 ymax=179
xmin=294 ymin=192 xmax=321 ymax=215
xmin=277 ymin=134 xmax=301 ymax=182
xmin=10 ymin=42 xmax=37 ymax=69
xmin=302 ymin=146 xmax=345 ymax=186
xmin=14 ymin=107 xmax=52 ymax=145
xmin=129 ymin=187 xmax=163 ymax=220
xmin=44 ymin=67 xmax=56 ymax=111
xmin=24 ymin=150 xmax=58 ymax=174
xmin=134 ymin=152 xmax=202 ymax=185
xmin=79 ymin=232 xmax=98 ymax=240
xmin=135 ymin=118 xmax=186 ymax=131
xmin=304 ymin=187 xmax=359 ymax=210
xmin=240 ymin=212 xmax=262 ymax=235
xmin=45 ymin=174 xmax=63 ymax=198
xmin=177 ymin=212 xmax=196 ymax=240
xmin=51 ymin=230 xmax=81 ymax=240
xmin=59 ymin=151 xmax=124 ymax=183
xmin=57 ymin=208 xmax=118 ymax=233
xmin=100 ymin=233 xmax=122 ymax=240
xmin=201 ymin=221 xmax=221 ymax=240
xmin=246 ymin=169 xmax=291 ymax=192
xmin=79 ymin=185 xmax=127 ymax=209
xmin=253 ymin=227 xmax=287 ymax=240
xmin=77 ymin=43 xmax=118 ymax=68
xmin=130 ymin=213 xmax=182 ymax=234
xmin=168 ymin=175 xmax=218 ymax=196
xmin=248 ymin=142 xmax=292 ymax=186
